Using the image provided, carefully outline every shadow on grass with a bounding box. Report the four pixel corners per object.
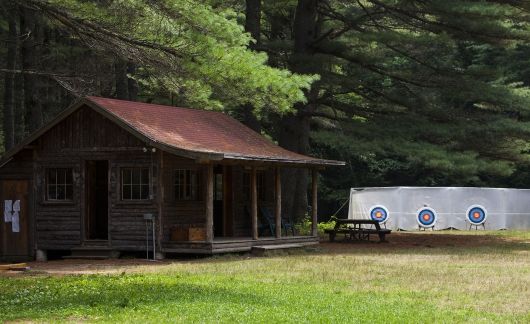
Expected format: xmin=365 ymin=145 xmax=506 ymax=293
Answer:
xmin=313 ymin=232 xmax=530 ymax=257
xmin=0 ymin=275 xmax=271 ymax=321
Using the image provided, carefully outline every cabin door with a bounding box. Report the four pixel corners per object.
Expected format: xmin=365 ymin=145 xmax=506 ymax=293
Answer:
xmin=1 ymin=180 xmax=30 ymax=259
xmin=213 ymin=166 xmax=233 ymax=237
xmin=85 ymin=161 xmax=109 ymax=241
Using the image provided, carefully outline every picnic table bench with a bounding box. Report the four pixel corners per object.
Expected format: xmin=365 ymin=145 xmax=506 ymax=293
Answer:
xmin=324 ymin=219 xmax=391 ymax=243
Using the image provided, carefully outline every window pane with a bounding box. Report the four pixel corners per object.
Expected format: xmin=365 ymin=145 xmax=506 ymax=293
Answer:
xmin=48 ymin=185 xmax=57 ymax=200
xmin=46 ymin=168 xmax=73 ymax=201
xmin=132 ymin=169 xmax=140 ymax=184
xmin=122 ymin=168 xmax=149 ymax=200
xmin=141 ymin=169 xmax=149 ymax=185
xmin=123 ymin=184 xmax=131 ymax=200
xmin=215 ymin=174 xmax=223 ymax=200
xmin=66 ymin=170 xmax=73 ymax=185
xmin=57 ymin=169 xmax=65 ymax=184
xmin=57 ymin=185 xmax=65 ymax=200
xmin=175 ymin=169 xmax=201 ymax=201
xmin=65 ymin=185 xmax=73 ymax=200
xmin=132 ymin=184 xmax=140 ymax=200
xmin=141 ymin=185 xmax=149 ymax=200
xmin=190 ymin=171 xmax=197 ymax=200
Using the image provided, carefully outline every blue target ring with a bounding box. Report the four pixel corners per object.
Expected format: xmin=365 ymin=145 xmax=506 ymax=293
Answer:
xmin=466 ymin=205 xmax=487 ymax=225
xmin=369 ymin=206 xmax=389 ymax=224
xmin=417 ymin=207 xmax=437 ymax=228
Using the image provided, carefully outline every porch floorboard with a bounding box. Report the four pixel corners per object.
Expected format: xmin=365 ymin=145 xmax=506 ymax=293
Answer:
xmin=162 ymin=236 xmax=318 ymax=254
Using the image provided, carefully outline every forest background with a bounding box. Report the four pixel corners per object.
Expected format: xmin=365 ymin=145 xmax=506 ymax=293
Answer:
xmin=1 ymin=0 xmax=530 ymax=218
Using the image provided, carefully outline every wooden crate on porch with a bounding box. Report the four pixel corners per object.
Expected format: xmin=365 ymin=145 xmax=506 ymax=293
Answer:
xmin=170 ymin=226 xmax=206 ymax=241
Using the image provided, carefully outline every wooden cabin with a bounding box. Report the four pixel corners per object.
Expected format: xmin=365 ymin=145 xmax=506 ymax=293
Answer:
xmin=0 ymin=97 xmax=343 ymax=261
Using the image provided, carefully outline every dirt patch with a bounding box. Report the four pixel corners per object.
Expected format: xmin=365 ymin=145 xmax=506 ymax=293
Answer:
xmin=318 ymin=231 xmax=522 ymax=253
xmin=1 ymin=232 xmax=527 ymax=276
xmin=0 ymin=258 xmax=184 ymax=277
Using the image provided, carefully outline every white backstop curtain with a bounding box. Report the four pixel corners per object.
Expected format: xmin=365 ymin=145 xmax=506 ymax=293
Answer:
xmin=348 ymin=187 xmax=530 ymax=230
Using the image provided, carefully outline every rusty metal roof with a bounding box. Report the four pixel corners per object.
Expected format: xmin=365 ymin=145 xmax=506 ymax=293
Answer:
xmin=86 ymin=97 xmax=343 ymax=166
xmin=0 ymin=96 xmax=344 ymax=166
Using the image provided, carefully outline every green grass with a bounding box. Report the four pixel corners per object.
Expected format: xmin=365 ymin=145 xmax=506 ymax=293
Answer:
xmin=1 ymin=231 xmax=530 ymax=323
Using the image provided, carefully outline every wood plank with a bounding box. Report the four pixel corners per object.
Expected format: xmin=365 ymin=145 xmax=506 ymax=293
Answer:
xmin=205 ymin=164 xmax=214 ymax=242
xmin=312 ymin=169 xmax=318 ymax=237
xmin=275 ymin=167 xmax=281 ymax=238
xmin=251 ymin=167 xmax=258 ymax=240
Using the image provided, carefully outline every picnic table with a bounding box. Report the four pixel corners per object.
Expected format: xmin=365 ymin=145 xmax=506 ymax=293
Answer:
xmin=324 ymin=219 xmax=391 ymax=243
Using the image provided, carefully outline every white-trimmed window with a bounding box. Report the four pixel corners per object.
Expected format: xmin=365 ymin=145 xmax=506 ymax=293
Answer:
xmin=122 ymin=168 xmax=150 ymax=200
xmin=47 ymin=168 xmax=73 ymax=201
xmin=175 ymin=169 xmax=200 ymax=200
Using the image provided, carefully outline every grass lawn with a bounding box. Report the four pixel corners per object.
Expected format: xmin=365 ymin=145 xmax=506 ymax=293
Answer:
xmin=1 ymin=231 xmax=529 ymax=323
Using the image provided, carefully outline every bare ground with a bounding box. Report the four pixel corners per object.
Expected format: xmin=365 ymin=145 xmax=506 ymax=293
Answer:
xmin=1 ymin=232 xmax=527 ymax=276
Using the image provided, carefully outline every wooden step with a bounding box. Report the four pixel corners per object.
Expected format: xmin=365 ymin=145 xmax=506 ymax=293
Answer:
xmin=68 ymin=247 xmax=120 ymax=259
xmin=251 ymin=242 xmax=317 ymax=256
xmin=63 ymin=255 xmax=111 ymax=260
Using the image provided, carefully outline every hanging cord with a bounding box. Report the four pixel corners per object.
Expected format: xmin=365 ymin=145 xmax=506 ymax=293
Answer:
xmin=331 ymin=198 xmax=350 ymax=220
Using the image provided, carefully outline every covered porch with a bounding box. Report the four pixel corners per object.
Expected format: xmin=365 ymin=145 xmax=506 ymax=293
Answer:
xmin=161 ymin=162 xmax=322 ymax=255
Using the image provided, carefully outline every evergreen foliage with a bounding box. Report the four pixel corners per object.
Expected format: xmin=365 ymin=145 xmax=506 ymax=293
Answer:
xmin=1 ymin=0 xmax=530 ymax=215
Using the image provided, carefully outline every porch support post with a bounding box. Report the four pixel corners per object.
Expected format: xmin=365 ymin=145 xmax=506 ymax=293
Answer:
xmin=274 ymin=167 xmax=282 ymax=238
xmin=251 ymin=167 xmax=258 ymax=240
xmin=205 ymin=163 xmax=214 ymax=243
xmin=311 ymin=169 xmax=318 ymax=237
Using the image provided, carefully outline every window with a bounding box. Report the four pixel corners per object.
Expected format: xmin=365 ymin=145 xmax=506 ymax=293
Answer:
xmin=47 ymin=168 xmax=73 ymax=201
xmin=175 ymin=169 xmax=200 ymax=200
xmin=122 ymin=168 xmax=150 ymax=200
xmin=214 ymin=173 xmax=223 ymax=201
xmin=243 ymin=171 xmax=265 ymax=201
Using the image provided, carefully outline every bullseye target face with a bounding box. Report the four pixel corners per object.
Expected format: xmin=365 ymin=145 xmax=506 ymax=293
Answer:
xmin=369 ymin=205 xmax=389 ymax=224
xmin=466 ymin=205 xmax=487 ymax=225
xmin=416 ymin=207 xmax=437 ymax=228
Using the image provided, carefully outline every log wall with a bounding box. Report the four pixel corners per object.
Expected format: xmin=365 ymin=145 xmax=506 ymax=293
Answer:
xmin=33 ymin=105 xmax=159 ymax=250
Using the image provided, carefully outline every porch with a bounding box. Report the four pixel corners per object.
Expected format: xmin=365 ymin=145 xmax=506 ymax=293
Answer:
xmin=162 ymin=235 xmax=319 ymax=254
xmin=159 ymin=161 xmax=322 ymax=255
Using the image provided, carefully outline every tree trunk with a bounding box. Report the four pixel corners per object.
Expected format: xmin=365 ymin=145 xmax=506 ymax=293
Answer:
xmin=241 ymin=0 xmax=262 ymax=132
xmin=115 ymin=59 xmax=129 ymax=99
xmin=3 ymin=7 xmax=17 ymax=151
xmin=279 ymin=0 xmax=320 ymax=221
xmin=20 ymin=7 xmax=43 ymax=133
xmin=245 ymin=0 xmax=261 ymax=49
xmin=14 ymin=71 xmax=25 ymax=143
xmin=127 ymin=62 xmax=139 ymax=101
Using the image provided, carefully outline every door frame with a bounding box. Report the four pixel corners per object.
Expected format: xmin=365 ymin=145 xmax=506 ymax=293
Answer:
xmin=0 ymin=179 xmax=32 ymax=260
xmin=82 ymin=159 xmax=111 ymax=245
xmin=213 ymin=165 xmax=234 ymax=237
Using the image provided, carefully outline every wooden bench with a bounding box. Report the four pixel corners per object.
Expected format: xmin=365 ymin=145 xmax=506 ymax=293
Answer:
xmin=324 ymin=219 xmax=391 ymax=243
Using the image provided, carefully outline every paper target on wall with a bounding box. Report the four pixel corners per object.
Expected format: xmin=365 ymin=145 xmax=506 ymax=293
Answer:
xmin=416 ymin=207 xmax=437 ymax=228
xmin=369 ymin=205 xmax=389 ymax=224
xmin=466 ymin=205 xmax=487 ymax=225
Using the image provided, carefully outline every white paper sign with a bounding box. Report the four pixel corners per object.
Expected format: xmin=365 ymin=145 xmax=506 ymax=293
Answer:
xmin=13 ymin=200 xmax=20 ymax=212
xmin=11 ymin=200 xmax=20 ymax=232
xmin=4 ymin=200 xmax=12 ymax=222
xmin=11 ymin=211 xmax=19 ymax=233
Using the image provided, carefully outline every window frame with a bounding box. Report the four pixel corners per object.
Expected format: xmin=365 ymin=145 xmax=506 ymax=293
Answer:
xmin=174 ymin=169 xmax=202 ymax=201
xmin=45 ymin=167 xmax=74 ymax=202
xmin=120 ymin=167 xmax=151 ymax=201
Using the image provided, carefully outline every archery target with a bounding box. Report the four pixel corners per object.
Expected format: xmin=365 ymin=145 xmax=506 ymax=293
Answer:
xmin=466 ymin=205 xmax=487 ymax=225
xmin=416 ymin=207 xmax=437 ymax=228
xmin=369 ymin=205 xmax=389 ymax=224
